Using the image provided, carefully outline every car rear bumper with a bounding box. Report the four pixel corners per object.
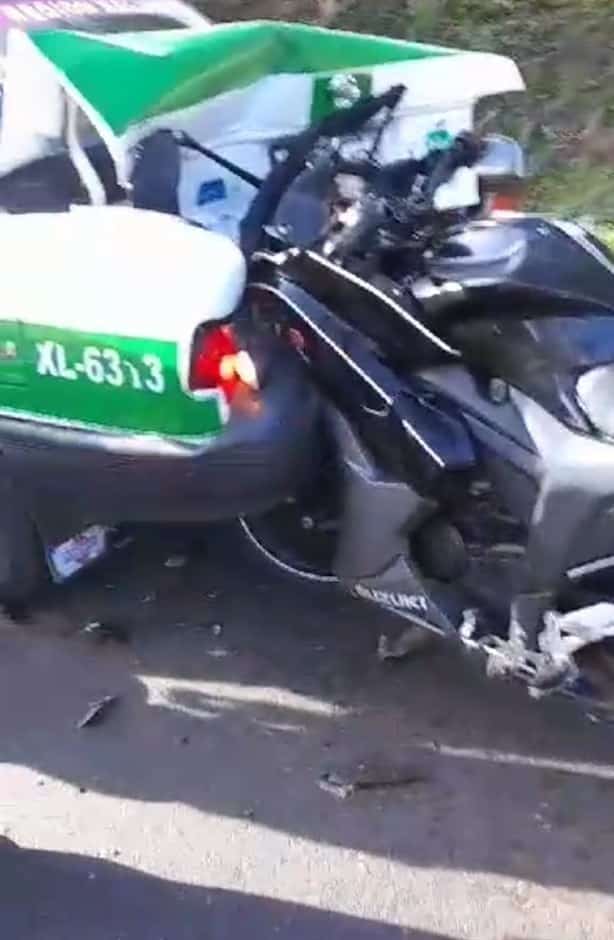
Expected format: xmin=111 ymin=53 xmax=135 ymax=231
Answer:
xmin=0 ymin=352 xmax=321 ymax=544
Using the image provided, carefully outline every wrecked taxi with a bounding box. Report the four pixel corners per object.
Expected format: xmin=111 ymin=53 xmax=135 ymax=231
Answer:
xmin=0 ymin=21 xmax=522 ymax=600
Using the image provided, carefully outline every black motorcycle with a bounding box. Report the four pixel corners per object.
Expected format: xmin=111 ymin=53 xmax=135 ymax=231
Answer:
xmin=237 ymin=84 xmax=614 ymax=714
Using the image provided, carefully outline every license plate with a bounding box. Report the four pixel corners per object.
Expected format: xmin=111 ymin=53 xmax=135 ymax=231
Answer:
xmin=47 ymin=525 xmax=110 ymax=582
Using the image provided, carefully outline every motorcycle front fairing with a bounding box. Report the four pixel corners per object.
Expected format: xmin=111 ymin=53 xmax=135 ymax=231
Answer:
xmin=414 ymin=217 xmax=614 ymax=642
xmin=252 ymin=199 xmax=614 ymax=687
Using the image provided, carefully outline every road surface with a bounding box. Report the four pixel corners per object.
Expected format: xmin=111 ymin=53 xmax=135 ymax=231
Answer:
xmin=2 ymin=524 xmax=614 ymax=939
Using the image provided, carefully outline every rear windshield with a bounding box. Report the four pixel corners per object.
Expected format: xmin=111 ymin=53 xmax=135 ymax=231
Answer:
xmin=39 ymin=12 xmax=187 ymax=31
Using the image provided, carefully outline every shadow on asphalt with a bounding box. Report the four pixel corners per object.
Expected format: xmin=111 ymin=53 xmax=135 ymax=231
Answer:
xmin=0 ymin=838 xmax=452 ymax=940
xmin=2 ymin=523 xmax=614 ymax=900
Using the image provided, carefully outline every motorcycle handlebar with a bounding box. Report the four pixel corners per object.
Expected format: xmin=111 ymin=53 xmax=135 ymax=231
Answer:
xmin=329 ymin=131 xmax=484 ymax=259
xmin=335 ymin=132 xmax=483 ymax=200
xmin=328 ymin=195 xmax=385 ymax=259
xmin=269 ymin=84 xmax=406 ymax=162
xmin=316 ymin=84 xmax=406 ymax=139
xmin=242 ymin=84 xmax=407 ymax=256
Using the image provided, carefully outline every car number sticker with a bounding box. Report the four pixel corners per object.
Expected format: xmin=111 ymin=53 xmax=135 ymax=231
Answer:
xmin=35 ymin=340 xmax=166 ymax=394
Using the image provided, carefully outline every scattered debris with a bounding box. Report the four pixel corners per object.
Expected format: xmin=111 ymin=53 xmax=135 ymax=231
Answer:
xmin=211 ymin=622 xmax=223 ymax=637
xmin=141 ymin=592 xmax=156 ymax=604
xmin=318 ymin=772 xmax=356 ymax=799
xmin=78 ymin=786 xmax=88 ymax=795
xmin=242 ymin=808 xmax=255 ymax=820
xmin=179 ymin=735 xmax=190 ymax=746
xmin=80 ymin=621 xmax=129 ymax=645
xmin=77 ymin=695 xmax=118 ymax=729
xmin=318 ymin=762 xmax=427 ymax=799
xmin=377 ymin=626 xmax=435 ymax=661
xmin=164 ymin=554 xmax=187 ymax=569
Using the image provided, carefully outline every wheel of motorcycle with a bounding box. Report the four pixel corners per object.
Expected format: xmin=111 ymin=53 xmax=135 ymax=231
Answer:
xmin=240 ymin=448 xmax=340 ymax=583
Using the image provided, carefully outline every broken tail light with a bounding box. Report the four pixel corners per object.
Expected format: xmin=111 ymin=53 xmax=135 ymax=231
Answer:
xmin=488 ymin=190 xmax=525 ymax=213
xmin=476 ymin=135 xmax=526 ymax=216
xmin=189 ymin=323 xmax=258 ymax=403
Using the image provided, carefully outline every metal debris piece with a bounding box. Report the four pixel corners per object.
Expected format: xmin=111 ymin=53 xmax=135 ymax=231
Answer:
xmin=211 ymin=622 xmax=223 ymax=637
xmin=377 ymin=626 xmax=434 ymax=661
xmin=77 ymin=695 xmax=118 ymax=729
xmin=318 ymin=772 xmax=355 ymax=799
xmin=467 ymin=602 xmax=614 ymax=697
xmin=318 ymin=764 xmax=426 ymax=799
xmin=81 ymin=621 xmax=129 ymax=644
xmin=164 ymin=554 xmax=187 ymax=569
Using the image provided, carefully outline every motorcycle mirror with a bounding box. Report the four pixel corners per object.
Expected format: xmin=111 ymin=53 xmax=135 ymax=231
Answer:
xmin=476 ymin=134 xmax=526 ymax=181
xmin=475 ymin=134 xmax=526 ymax=212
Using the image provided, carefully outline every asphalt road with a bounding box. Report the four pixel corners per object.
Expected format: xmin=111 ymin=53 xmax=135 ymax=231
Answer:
xmin=2 ymin=523 xmax=614 ymax=939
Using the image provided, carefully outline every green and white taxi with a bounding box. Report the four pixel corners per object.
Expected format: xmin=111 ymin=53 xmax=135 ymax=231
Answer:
xmin=0 ymin=20 xmax=523 ymax=600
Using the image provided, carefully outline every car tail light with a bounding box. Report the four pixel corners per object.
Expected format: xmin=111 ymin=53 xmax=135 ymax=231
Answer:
xmin=489 ymin=191 xmax=524 ymax=212
xmin=189 ymin=324 xmax=258 ymax=403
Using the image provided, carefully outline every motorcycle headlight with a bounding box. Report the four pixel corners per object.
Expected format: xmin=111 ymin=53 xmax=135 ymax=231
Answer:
xmin=576 ymin=365 xmax=614 ymax=438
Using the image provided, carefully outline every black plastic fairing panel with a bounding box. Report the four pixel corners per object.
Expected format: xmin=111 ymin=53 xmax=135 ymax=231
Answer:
xmin=446 ymin=315 xmax=614 ymax=429
xmin=248 ymin=276 xmax=476 ymax=493
xmin=429 ymin=218 xmax=614 ymax=315
xmin=278 ymin=249 xmax=456 ymax=366
xmin=415 ymin=365 xmax=541 ymax=525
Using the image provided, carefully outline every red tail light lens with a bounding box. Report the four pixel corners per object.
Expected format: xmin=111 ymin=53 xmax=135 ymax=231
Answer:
xmin=189 ymin=324 xmax=258 ymax=403
xmin=490 ymin=192 xmax=524 ymax=212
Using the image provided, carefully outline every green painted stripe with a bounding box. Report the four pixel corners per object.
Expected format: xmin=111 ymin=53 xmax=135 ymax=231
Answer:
xmin=0 ymin=321 xmax=224 ymax=439
xmin=30 ymin=21 xmax=454 ymax=135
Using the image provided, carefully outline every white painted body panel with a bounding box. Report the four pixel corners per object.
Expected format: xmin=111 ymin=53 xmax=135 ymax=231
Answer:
xmin=0 ymin=205 xmax=247 ymax=339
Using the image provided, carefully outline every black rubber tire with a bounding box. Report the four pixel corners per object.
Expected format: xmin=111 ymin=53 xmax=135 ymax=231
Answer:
xmin=239 ymin=417 xmax=341 ymax=584
xmin=0 ymin=475 xmax=46 ymax=605
xmin=238 ymin=513 xmax=338 ymax=584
